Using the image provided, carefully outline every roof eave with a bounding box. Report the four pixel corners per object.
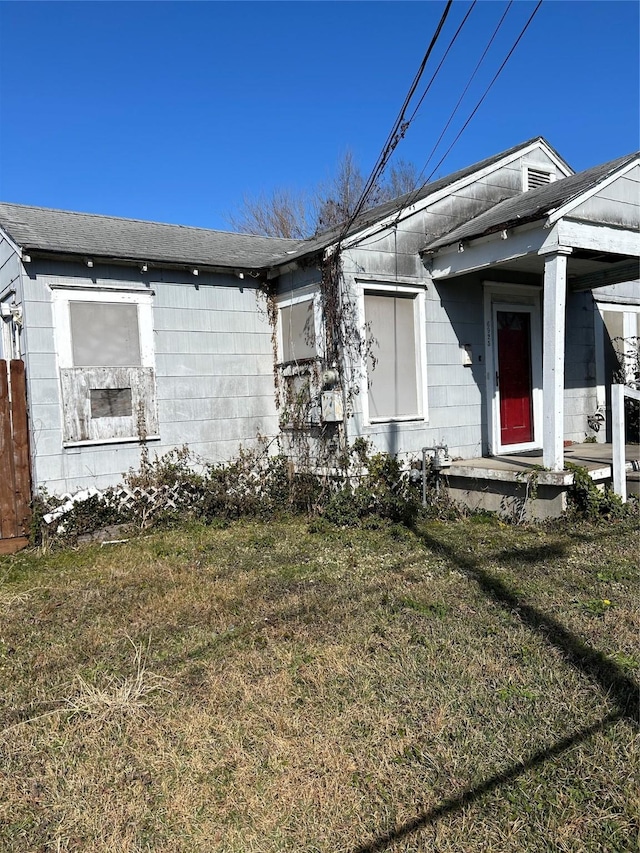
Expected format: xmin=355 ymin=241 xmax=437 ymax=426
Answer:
xmin=420 ymin=213 xmax=546 ymax=258
xmin=21 ymin=248 xmax=270 ymax=280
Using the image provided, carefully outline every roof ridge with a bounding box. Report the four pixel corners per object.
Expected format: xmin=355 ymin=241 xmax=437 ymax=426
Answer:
xmin=309 ymin=136 xmax=560 ymax=242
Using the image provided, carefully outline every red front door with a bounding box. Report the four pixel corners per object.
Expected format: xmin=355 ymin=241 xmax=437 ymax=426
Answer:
xmin=497 ymin=310 xmax=533 ymax=445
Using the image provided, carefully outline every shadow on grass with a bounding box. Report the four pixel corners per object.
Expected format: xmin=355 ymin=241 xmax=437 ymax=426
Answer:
xmin=352 ymin=710 xmax=625 ymax=853
xmin=417 ymin=529 xmax=639 ymax=722
xmin=353 ymin=531 xmax=640 ymax=853
xmin=352 ymin=527 xmax=639 ymax=852
xmin=495 ymin=541 xmax=567 ymax=565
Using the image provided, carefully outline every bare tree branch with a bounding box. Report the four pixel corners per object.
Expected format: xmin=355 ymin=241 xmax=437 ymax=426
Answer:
xmin=228 ymin=188 xmax=311 ymax=239
xmin=227 ymin=151 xmax=420 ymax=239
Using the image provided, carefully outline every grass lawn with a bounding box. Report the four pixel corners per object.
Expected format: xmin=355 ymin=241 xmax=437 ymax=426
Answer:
xmin=0 ymin=514 xmax=638 ymax=852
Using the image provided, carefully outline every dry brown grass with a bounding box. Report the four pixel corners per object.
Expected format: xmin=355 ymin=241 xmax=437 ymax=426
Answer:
xmin=0 ymin=515 xmax=637 ymax=851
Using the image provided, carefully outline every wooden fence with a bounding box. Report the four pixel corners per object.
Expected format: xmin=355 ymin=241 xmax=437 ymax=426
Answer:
xmin=0 ymin=360 xmax=31 ymax=553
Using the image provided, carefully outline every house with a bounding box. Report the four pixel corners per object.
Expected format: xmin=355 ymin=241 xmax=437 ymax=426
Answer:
xmin=0 ymin=136 xmax=638 ymax=545
xmin=269 ymin=138 xmax=639 ymax=516
xmin=0 ymin=208 xmax=302 ymax=505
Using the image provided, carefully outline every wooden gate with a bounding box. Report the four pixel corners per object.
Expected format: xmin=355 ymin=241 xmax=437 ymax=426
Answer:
xmin=0 ymin=360 xmax=31 ymax=553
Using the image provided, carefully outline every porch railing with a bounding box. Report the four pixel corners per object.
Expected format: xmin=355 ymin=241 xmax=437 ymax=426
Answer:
xmin=611 ymin=383 xmax=640 ymax=502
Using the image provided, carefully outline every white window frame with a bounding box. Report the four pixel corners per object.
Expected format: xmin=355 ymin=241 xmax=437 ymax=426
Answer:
xmin=52 ymin=288 xmax=155 ymax=370
xmin=358 ymin=281 xmax=427 ymax=426
xmin=277 ymin=287 xmax=323 ymax=365
xmin=51 ymin=287 xmax=158 ymax=446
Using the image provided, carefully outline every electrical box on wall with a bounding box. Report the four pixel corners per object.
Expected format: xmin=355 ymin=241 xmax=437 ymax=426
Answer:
xmin=321 ymin=390 xmax=344 ymax=423
xmin=461 ymin=344 xmax=473 ymax=366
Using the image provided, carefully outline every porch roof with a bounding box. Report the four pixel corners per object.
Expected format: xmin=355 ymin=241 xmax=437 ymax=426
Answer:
xmin=422 ymin=151 xmax=639 ymax=254
xmin=421 ymin=151 xmax=640 ymax=290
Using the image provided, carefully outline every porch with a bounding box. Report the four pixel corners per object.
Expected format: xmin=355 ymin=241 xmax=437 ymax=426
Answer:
xmin=445 ymin=442 xmax=639 ymax=521
xmin=422 ymin=151 xmax=640 ymax=482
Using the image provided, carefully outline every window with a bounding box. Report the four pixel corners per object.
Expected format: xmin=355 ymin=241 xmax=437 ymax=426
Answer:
xmin=279 ymin=298 xmax=317 ymax=363
xmin=364 ymin=288 xmax=425 ymax=421
xmin=52 ymin=289 xmax=158 ymax=445
xmin=277 ymin=294 xmax=322 ymax=426
xmin=70 ymin=302 xmax=141 ymax=367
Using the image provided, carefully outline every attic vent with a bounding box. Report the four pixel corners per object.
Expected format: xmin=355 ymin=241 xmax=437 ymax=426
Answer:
xmin=525 ymin=167 xmax=554 ymax=191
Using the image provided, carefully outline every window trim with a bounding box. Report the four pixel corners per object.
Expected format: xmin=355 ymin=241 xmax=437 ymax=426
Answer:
xmin=52 ymin=288 xmax=154 ymax=370
xmin=358 ymin=281 xmax=427 ymax=426
xmin=51 ymin=288 xmax=158 ymax=447
xmin=276 ymin=287 xmax=323 ymax=366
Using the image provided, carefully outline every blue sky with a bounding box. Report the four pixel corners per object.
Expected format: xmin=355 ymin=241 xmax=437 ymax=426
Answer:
xmin=0 ymin=1 xmax=638 ymax=231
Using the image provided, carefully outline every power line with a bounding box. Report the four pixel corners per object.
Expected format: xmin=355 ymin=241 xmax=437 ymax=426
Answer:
xmin=404 ymin=0 xmax=478 ymax=128
xmin=404 ymin=0 xmax=544 ymax=208
xmin=338 ymin=0 xmax=454 ymax=241
xmin=396 ymin=0 xmax=514 ymax=220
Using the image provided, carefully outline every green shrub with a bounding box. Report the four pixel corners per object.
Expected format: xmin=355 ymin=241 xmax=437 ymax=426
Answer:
xmin=323 ymin=444 xmax=421 ymax=528
xmin=566 ymin=462 xmax=629 ymax=520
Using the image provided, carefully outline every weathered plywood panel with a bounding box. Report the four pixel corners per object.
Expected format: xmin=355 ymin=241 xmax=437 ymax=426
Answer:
xmin=10 ymin=360 xmax=32 ymax=536
xmin=60 ymin=367 xmax=158 ymax=443
xmin=0 ymin=361 xmax=31 ymax=545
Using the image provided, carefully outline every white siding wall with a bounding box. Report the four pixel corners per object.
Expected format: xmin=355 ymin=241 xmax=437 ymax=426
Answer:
xmin=22 ymin=260 xmax=278 ymax=494
xmin=569 ymin=165 xmax=640 ymax=230
xmin=0 ymin=233 xmax=25 ymax=358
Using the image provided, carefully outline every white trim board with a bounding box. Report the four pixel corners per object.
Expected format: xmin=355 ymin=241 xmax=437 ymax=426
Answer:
xmin=358 ymin=281 xmax=428 ymax=427
xmin=51 ymin=287 xmax=155 ymax=369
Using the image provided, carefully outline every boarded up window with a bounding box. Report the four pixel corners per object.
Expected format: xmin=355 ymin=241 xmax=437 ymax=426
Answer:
xmin=365 ymin=293 xmax=419 ymax=419
xmin=70 ymin=301 xmax=141 ymax=367
xmin=90 ymin=387 xmax=133 ymax=419
xmin=280 ymin=300 xmax=316 ymax=363
xmin=55 ymin=293 xmax=157 ymax=445
xmin=60 ymin=367 xmax=157 ymax=443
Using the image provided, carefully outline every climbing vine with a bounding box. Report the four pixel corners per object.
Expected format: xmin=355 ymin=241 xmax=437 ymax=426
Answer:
xmin=262 ymin=243 xmax=380 ymax=482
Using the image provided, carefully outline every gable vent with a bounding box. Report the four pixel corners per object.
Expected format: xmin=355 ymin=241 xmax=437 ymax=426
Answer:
xmin=525 ymin=167 xmax=554 ymax=191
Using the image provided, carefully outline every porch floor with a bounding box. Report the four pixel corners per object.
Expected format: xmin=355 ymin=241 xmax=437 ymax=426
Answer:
xmin=448 ymin=442 xmax=639 ymax=485
xmin=444 ymin=442 xmax=639 ymax=519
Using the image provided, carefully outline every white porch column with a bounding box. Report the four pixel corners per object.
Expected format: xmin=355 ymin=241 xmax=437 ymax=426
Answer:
xmin=541 ymin=248 xmax=572 ymax=471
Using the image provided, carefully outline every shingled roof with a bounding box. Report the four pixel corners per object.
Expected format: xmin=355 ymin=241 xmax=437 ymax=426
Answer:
xmin=422 ymin=151 xmax=639 ymax=253
xmin=0 ymin=137 xmax=571 ymax=272
xmin=0 ymin=203 xmax=305 ymax=270
xmin=271 ymin=136 xmax=570 ymax=265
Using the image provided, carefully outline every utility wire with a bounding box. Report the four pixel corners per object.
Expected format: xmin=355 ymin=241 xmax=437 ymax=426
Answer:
xmin=404 ymin=0 xmax=477 ymax=128
xmin=395 ymin=0 xmax=513 ymax=220
xmin=402 ymin=0 xmax=544 ymax=211
xmin=338 ymin=0 xmax=454 ymax=242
